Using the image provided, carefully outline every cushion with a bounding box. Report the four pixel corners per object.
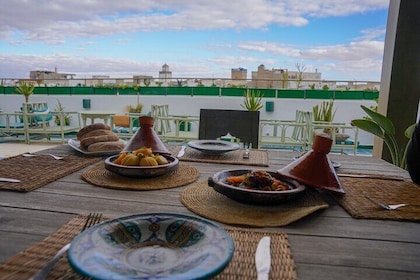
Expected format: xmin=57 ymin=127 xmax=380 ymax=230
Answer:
xmin=113 ymin=126 xmax=138 ymax=134
xmin=113 ymin=115 xmax=130 ymax=127
xmin=33 ymin=107 xmax=53 ymax=122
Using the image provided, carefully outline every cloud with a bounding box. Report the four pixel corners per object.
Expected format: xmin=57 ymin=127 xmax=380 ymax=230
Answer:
xmin=233 ymin=26 xmax=384 ymax=80
xmin=0 ymin=0 xmax=389 ymax=80
xmin=0 ymin=0 xmax=388 ymax=43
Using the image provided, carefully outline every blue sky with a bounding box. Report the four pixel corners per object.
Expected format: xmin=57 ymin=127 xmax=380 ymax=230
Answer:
xmin=0 ymin=0 xmax=389 ymax=81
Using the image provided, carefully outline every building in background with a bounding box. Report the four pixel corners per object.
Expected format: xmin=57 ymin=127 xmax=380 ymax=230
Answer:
xmin=29 ymin=67 xmax=75 ymax=86
xmin=22 ymin=64 xmax=379 ymax=90
xmin=250 ymin=64 xmax=323 ymax=89
xmin=159 ymin=64 xmax=172 ymax=85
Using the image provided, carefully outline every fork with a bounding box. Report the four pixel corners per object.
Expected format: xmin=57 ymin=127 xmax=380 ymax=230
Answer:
xmin=243 ymin=143 xmax=251 ymax=159
xmin=364 ymin=195 xmax=420 ymax=210
xmin=22 ymin=153 xmax=64 ymax=160
xmin=29 ymin=213 xmax=103 ymax=280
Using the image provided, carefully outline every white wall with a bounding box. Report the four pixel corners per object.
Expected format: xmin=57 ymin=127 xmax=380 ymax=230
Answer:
xmin=1 ymin=94 xmax=376 ymax=145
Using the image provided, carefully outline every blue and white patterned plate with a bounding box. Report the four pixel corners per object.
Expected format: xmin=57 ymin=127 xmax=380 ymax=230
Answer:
xmin=187 ymin=140 xmax=240 ymax=155
xmin=68 ymin=213 xmax=234 ymax=280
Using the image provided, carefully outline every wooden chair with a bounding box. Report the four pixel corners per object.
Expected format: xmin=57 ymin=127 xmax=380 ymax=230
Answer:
xmin=22 ymin=102 xmax=81 ymax=144
xmin=111 ymin=114 xmax=140 ymax=139
xmin=157 ymin=115 xmax=199 ymax=142
xmin=309 ymin=121 xmax=359 ymax=155
xmin=198 ymin=109 xmax=260 ymax=148
xmin=259 ymin=110 xmax=312 ymax=151
xmin=151 ymin=104 xmax=171 ymax=135
xmin=0 ymin=112 xmax=25 ymax=137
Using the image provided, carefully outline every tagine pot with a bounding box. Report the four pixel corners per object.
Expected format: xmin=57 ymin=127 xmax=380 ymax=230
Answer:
xmin=277 ymin=135 xmax=345 ymax=194
xmin=123 ymin=116 xmax=169 ymax=154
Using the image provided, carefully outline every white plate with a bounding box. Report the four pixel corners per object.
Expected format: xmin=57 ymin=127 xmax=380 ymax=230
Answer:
xmin=68 ymin=138 xmax=126 ymax=156
xmin=68 ymin=213 xmax=234 ymax=280
xmin=187 ymin=140 xmax=240 ymax=155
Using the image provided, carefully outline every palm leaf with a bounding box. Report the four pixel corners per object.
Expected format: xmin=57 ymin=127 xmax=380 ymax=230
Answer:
xmin=360 ymin=105 xmax=395 ymax=135
xmin=351 ymin=119 xmax=385 ymax=138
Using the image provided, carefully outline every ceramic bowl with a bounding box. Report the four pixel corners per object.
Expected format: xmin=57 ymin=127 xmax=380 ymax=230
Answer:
xmin=68 ymin=213 xmax=234 ymax=280
xmin=208 ymin=169 xmax=306 ymax=205
xmin=104 ymin=154 xmax=179 ymax=178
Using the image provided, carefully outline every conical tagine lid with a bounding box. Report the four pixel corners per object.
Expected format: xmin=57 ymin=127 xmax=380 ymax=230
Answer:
xmin=123 ymin=116 xmax=170 ymax=155
xmin=277 ymin=135 xmax=345 ymax=194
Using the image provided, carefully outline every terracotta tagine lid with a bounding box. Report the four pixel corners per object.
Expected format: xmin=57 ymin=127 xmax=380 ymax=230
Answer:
xmin=123 ymin=116 xmax=170 ymax=155
xmin=277 ymin=135 xmax=345 ymax=194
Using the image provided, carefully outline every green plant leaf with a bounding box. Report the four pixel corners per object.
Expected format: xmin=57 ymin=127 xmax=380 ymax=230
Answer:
xmin=241 ymin=90 xmax=263 ymax=111
xmin=360 ymin=105 xmax=395 ymax=135
xmin=404 ymin=123 xmax=416 ymax=139
xmin=351 ymin=119 xmax=385 ymax=138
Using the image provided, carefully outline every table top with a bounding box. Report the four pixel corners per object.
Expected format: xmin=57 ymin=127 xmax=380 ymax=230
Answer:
xmin=0 ymin=145 xmax=419 ymax=280
xmin=80 ymin=111 xmax=116 ymax=116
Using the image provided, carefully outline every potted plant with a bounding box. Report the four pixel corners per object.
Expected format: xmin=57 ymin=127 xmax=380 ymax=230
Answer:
xmin=241 ymin=89 xmax=264 ymax=111
xmin=126 ymin=103 xmax=143 ymax=114
xmin=313 ymin=100 xmax=336 ymax=123
xmin=351 ymin=105 xmax=415 ymax=168
xmin=15 ymin=80 xmax=35 ymax=102
xmin=54 ymin=99 xmax=72 ymax=126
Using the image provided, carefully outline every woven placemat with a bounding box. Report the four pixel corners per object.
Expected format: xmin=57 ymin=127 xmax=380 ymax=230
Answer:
xmin=215 ymin=228 xmax=297 ymax=280
xmin=181 ymin=181 xmax=328 ymax=227
xmin=0 ymin=214 xmax=297 ymax=280
xmin=0 ymin=154 xmax=102 ymax=192
xmin=82 ymin=162 xmax=200 ymax=190
xmin=170 ymin=146 xmax=269 ymax=167
xmin=337 ymin=177 xmax=420 ymax=221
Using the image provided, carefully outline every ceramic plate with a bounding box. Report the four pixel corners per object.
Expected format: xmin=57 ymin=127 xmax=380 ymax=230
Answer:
xmin=104 ymin=154 xmax=179 ymax=178
xmin=187 ymin=140 xmax=240 ymax=155
xmin=68 ymin=213 xmax=234 ymax=280
xmin=68 ymin=138 xmax=126 ymax=156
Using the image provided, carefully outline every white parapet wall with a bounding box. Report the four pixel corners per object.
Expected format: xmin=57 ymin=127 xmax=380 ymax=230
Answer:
xmin=1 ymin=94 xmax=376 ymax=146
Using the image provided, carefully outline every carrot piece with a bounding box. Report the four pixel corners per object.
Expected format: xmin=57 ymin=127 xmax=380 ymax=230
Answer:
xmin=226 ymin=175 xmax=245 ymax=184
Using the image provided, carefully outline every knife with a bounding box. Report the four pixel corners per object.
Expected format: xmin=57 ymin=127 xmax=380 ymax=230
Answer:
xmin=255 ymin=236 xmax=271 ymax=280
xmin=177 ymin=145 xmax=187 ymax=157
xmin=0 ymin=177 xmax=21 ymax=183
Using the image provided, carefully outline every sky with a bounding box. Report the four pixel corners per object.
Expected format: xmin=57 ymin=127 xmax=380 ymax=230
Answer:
xmin=0 ymin=0 xmax=390 ymax=81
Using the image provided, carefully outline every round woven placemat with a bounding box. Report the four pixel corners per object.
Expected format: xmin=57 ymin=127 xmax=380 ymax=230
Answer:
xmin=82 ymin=162 xmax=200 ymax=190
xmin=181 ymin=181 xmax=328 ymax=227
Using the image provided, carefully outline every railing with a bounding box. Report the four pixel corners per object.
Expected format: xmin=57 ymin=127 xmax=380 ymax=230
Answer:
xmin=0 ymin=86 xmax=379 ymax=100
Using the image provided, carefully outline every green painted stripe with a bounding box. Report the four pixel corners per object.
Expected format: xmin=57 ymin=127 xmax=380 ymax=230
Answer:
xmin=0 ymin=86 xmax=380 ymax=100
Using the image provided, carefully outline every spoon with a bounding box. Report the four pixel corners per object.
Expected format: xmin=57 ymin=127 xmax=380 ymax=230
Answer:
xmin=22 ymin=153 xmax=64 ymax=160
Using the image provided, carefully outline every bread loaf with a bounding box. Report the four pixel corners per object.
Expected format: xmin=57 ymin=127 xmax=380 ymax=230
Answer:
xmin=80 ymin=134 xmax=119 ymax=148
xmin=87 ymin=141 xmax=126 ymax=152
xmin=77 ymin=123 xmax=111 ymax=140
xmin=80 ymin=129 xmax=113 ymax=139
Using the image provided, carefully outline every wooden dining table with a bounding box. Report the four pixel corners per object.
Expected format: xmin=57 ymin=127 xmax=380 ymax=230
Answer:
xmin=0 ymin=144 xmax=419 ymax=280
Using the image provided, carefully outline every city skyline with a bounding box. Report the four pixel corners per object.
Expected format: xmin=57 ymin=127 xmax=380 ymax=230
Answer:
xmin=0 ymin=0 xmax=389 ymax=81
